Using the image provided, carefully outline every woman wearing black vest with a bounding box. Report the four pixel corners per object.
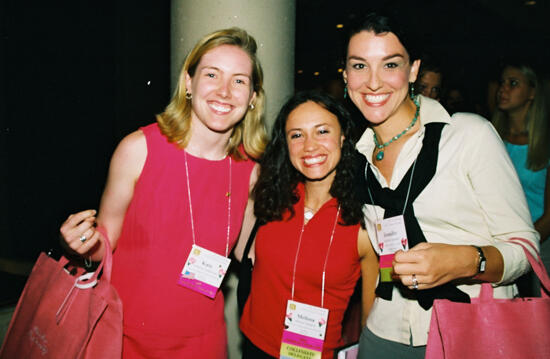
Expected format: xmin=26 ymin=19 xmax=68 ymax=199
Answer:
xmin=342 ymin=12 xmax=539 ymax=358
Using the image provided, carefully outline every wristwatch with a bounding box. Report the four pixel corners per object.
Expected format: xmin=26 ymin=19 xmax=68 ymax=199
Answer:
xmin=473 ymin=246 xmax=486 ymax=275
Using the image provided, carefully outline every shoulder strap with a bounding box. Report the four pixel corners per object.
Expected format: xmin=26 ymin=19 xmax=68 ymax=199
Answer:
xmin=242 ymin=220 xmax=261 ymax=259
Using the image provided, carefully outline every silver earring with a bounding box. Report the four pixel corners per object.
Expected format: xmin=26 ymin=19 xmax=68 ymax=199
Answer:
xmin=249 ymin=103 xmax=255 ymax=110
xmin=185 ymin=92 xmax=192 ymax=100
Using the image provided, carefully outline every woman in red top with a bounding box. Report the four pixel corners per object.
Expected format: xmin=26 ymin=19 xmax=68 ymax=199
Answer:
xmin=59 ymin=28 xmax=267 ymax=358
xmin=239 ymin=91 xmax=378 ymax=359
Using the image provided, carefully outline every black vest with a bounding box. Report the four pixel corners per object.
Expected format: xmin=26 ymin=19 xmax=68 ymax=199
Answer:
xmin=356 ymin=123 xmax=470 ymax=310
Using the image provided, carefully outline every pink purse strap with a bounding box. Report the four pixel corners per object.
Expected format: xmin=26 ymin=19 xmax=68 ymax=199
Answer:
xmin=55 ymin=226 xmax=114 ymax=324
xmin=509 ymin=237 xmax=550 ymax=298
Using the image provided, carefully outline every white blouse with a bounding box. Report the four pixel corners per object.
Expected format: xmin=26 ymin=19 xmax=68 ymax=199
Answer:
xmin=357 ymin=96 xmax=540 ymax=346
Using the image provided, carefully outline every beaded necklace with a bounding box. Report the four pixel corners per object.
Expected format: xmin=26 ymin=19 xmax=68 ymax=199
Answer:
xmin=373 ymin=96 xmax=420 ymax=161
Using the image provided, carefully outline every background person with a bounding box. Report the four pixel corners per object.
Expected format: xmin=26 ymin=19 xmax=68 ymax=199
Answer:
xmin=492 ymin=61 xmax=550 ymax=294
xmin=414 ymin=58 xmax=443 ymax=101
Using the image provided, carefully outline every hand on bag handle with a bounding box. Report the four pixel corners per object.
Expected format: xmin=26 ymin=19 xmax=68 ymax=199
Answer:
xmin=55 ymin=227 xmax=114 ymax=324
xmin=60 ymin=209 xmax=102 ymax=255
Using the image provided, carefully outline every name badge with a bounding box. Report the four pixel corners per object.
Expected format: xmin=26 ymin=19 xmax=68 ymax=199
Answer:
xmin=375 ymin=215 xmax=409 ymax=282
xmin=280 ymin=300 xmax=329 ymax=359
xmin=177 ymin=244 xmax=231 ymax=298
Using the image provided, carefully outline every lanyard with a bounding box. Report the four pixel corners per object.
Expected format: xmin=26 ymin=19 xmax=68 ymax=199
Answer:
xmin=184 ymin=151 xmax=232 ymax=257
xmin=365 ymin=159 xmax=417 ymax=221
xmin=290 ymin=204 xmax=340 ymax=308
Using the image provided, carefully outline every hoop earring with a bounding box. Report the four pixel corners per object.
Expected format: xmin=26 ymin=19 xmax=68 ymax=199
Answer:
xmin=185 ymin=91 xmax=192 ymax=100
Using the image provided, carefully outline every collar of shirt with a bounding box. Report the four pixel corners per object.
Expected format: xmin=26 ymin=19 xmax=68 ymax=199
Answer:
xmin=355 ymin=95 xmax=451 ymax=189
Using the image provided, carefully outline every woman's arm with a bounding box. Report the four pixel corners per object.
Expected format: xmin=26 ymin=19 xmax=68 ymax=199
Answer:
xmin=233 ymin=163 xmax=259 ymax=262
xmin=393 ymin=118 xmax=537 ymax=289
xmin=535 ymin=170 xmax=550 ymax=242
xmin=393 ymin=242 xmax=504 ymax=290
xmin=357 ymin=228 xmax=378 ymax=326
xmin=60 ymin=130 xmax=147 ymax=261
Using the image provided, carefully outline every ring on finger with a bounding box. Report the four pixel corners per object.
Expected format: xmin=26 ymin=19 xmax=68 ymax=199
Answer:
xmin=412 ymin=274 xmax=418 ymax=290
xmin=79 ymin=235 xmax=87 ymax=243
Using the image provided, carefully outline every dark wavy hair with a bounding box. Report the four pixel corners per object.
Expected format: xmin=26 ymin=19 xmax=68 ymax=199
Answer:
xmin=253 ymin=90 xmax=365 ymax=227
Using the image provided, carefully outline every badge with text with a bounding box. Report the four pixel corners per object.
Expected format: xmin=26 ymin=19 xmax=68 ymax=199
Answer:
xmin=280 ymin=300 xmax=329 ymax=359
xmin=375 ymin=215 xmax=409 ymax=282
xmin=177 ymin=244 xmax=231 ymax=298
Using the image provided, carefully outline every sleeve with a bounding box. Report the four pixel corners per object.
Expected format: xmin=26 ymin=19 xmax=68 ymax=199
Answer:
xmin=460 ymin=115 xmax=540 ymax=284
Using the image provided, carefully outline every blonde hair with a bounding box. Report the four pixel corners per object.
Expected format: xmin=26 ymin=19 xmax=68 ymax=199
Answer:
xmin=156 ymin=27 xmax=267 ymax=160
xmin=493 ymin=64 xmax=550 ymax=171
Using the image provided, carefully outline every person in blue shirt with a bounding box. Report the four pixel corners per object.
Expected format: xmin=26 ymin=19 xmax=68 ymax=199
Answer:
xmin=492 ymin=61 xmax=550 ymax=294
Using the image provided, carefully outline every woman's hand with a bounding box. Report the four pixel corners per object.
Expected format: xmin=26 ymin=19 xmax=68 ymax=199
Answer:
xmin=60 ymin=209 xmax=101 ymax=255
xmin=392 ymin=242 xmax=479 ymax=290
xmin=59 ymin=130 xmax=147 ymax=261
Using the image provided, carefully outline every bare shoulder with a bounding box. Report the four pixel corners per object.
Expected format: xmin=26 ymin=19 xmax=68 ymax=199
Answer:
xmin=109 ymin=130 xmax=147 ymax=180
xmin=357 ymin=227 xmax=375 ymax=259
xmin=116 ymin=130 xmax=147 ymax=157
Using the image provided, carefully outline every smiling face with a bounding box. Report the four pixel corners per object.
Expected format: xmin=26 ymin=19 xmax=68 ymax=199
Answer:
xmin=497 ymin=66 xmax=535 ymax=117
xmin=343 ymin=31 xmax=420 ymax=126
xmin=185 ymin=44 xmax=256 ymax=135
xmin=286 ymin=101 xmax=344 ymax=185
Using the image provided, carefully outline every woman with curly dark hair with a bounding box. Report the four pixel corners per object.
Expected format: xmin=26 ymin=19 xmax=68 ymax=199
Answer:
xmin=238 ymin=90 xmax=378 ymax=359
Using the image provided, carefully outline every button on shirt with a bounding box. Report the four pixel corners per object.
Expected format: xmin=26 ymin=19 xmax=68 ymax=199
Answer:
xmin=356 ymin=96 xmax=540 ymax=346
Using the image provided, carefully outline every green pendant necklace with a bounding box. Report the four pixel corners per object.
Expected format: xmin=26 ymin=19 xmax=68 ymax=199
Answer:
xmin=373 ymin=96 xmax=420 ymax=161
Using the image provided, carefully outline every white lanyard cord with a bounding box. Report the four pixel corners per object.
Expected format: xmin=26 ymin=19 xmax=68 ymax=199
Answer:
xmin=365 ymin=159 xmax=417 ymax=221
xmin=184 ymin=152 xmax=232 ymax=257
xmin=321 ymin=205 xmax=340 ymax=307
xmin=291 ymin=205 xmax=341 ymax=308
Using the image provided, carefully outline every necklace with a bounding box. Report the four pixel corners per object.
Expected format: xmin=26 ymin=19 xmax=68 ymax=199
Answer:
xmin=373 ymin=96 xmax=420 ymax=161
xmin=184 ymin=151 xmax=232 ymax=257
xmin=291 ymin=206 xmax=340 ymax=307
xmin=304 ymin=207 xmax=315 ymax=221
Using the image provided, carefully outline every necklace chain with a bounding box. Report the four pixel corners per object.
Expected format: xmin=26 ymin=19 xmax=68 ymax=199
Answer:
xmin=184 ymin=151 xmax=232 ymax=257
xmin=291 ymin=205 xmax=340 ymax=307
xmin=373 ymin=96 xmax=420 ymax=161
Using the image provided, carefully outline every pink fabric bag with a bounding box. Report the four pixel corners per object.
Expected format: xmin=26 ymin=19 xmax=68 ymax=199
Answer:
xmin=0 ymin=229 xmax=122 ymax=359
xmin=425 ymin=238 xmax=550 ymax=359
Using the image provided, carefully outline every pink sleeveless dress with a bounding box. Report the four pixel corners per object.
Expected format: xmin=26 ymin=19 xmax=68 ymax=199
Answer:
xmin=111 ymin=123 xmax=255 ymax=358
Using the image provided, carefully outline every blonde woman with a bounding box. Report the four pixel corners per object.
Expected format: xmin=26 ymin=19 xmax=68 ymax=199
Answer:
xmin=60 ymin=28 xmax=266 ymax=358
xmin=493 ymin=62 xmax=550 ymax=242
xmin=493 ymin=62 xmax=550 ymax=292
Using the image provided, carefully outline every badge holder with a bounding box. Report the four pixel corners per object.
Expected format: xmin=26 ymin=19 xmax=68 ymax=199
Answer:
xmin=280 ymin=300 xmax=328 ymax=359
xmin=279 ymin=206 xmax=340 ymax=359
xmin=366 ymin=160 xmax=416 ymax=282
xmin=178 ymin=244 xmax=231 ymax=298
xmin=177 ymin=152 xmax=232 ymax=298
xmin=375 ymin=215 xmax=409 ymax=282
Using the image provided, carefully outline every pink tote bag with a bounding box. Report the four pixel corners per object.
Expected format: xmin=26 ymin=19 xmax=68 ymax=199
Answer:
xmin=0 ymin=229 xmax=122 ymax=358
xmin=425 ymin=238 xmax=550 ymax=359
